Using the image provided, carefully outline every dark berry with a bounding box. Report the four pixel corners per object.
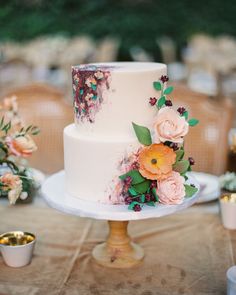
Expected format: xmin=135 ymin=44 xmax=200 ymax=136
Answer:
xmin=190 ymin=184 xmax=196 ymax=187
xmin=188 ymin=157 xmax=195 ymax=166
xmin=150 ymin=181 xmax=157 ymax=188
xmin=133 ymin=204 xmax=142 ymax=212
xmin=165 ymin=100 xmax=173 ymax=106
xmin=160 ymin=75 xmax=169 ymax=83
xmin=177 ymin=107 xmax=186 ymax=115
xmin=149 ymin=97 xmax=157 ymax=106
xmin=124 ymin=196 xmax=132 ymax=205
xmin=145 ymin=193 xmax=151 ymax=202
xmin=124 ymin=176 xmax=132 ymax=185
xmin=170 ymin=142 xmax=179 ymax=151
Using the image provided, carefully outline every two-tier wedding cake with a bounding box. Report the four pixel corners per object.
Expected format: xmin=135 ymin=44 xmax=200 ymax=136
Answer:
xmin=64 ymin=62 xmax=198 ymax=210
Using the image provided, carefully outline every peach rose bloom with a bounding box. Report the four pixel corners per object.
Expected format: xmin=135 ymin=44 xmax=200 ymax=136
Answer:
xmin=0 ymin=172 xmax=23 ymax=204
xmin=138 ymin=143 xmax=176 ymax=180
xmin=154 ymin=107 xmax=189 ymax=144
xmin=156 ymin=171 xmax=185 ymax=205
xmin=7 ymin=135 xmax=37 ymax=157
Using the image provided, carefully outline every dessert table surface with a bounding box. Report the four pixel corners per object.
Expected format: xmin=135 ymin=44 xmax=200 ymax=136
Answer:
xmin=0 ymin=192 xmax=235 ymax=295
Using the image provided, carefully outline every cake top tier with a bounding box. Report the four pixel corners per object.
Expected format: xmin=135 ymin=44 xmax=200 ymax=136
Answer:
xmin=72 ymin=62 xmax=165 ymax=73
xmin=72 ymin=62 xmax=166 ymax=137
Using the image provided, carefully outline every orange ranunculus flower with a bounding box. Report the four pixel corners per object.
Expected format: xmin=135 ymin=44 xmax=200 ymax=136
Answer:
xmin=138 ymin=143 xmax=176 ymax=180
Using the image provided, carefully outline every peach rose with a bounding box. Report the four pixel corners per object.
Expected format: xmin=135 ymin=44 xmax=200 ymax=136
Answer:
xmin=0 ymin=172 xmax=23 ymax=204
xmin=154 ymin=107 xmax=189 ymax=144
xmin=7 ymin=135 xmax=37 ymax=157
xmin=156 ymin=171 xmax=185 ymax=205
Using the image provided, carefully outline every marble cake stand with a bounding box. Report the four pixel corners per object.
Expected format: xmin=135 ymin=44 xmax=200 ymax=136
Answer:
xmin=42 ymin=170 xmax=199 ymax=268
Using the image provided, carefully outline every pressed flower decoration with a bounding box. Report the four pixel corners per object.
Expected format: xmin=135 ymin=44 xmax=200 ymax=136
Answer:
xmin=119 ymin=75 xmax=199 ymax=211
xmin=0 ymin=96 xmax=40 ymax=204
xmin=72 ymin=65 xmax=113 ymax=123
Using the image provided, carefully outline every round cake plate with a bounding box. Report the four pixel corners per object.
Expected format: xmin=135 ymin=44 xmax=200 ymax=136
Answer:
xmin=42 ymin=170 xmax=199 ymax=268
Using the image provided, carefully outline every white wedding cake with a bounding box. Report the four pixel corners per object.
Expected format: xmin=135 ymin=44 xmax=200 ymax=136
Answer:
xmin=64 ymin=62 xmax=167 ymax=204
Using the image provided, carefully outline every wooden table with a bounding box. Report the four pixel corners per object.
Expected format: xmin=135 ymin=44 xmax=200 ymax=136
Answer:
xmin=0 ymin=196 xmax=235 ymax=295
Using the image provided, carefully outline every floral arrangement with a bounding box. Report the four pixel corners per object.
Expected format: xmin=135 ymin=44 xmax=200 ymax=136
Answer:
xmin=119 ymin=75 xmax=199 ymax=211
xmin=219 ymin=172 xmax=236 ymax=192
xmin=0 ymin=96 xmax=39 ymax=204
xmin=72 ymin=65 xmax=112 ymax=123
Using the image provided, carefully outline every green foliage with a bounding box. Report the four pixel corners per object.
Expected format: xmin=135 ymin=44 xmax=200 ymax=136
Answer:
xmin=157 ymin=96 xmax=166 ymax=108
xmin=0 ymin=1 xmax=235 ymax=61
xmin=188 ymin=118 xmax=199 ymax=127
xmin=132 ymin=180 xmax=151 ymax=194
xmin=132 ymin=122 xmax=152 ymax=146
xmin=163 ymin=86 xmax=174 ymax=95
xmin=119 ymin=169 xmax=145 ymax=184
xmin=153 ymin=81 xmax=162 ymax=91
xmin=184 ymin=184 xmax=198 ymax=198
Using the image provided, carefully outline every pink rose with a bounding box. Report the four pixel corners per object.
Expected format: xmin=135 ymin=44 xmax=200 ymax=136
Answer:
xmin=0 ymin=172 xmax=23 ymax=204
xmin=6 ymin=135 xmax=37 ymax=157
xmin=156 ymin=171 xmax=185 ymax=205
xmin=154 ymin=107 xmax=189 ymax=144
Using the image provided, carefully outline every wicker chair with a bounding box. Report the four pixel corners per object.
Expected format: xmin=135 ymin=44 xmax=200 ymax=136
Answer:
xmin=173 ymin=83 xmax=234 ymax=175
xmin=1 ymin=83 xmax=73 ymax=174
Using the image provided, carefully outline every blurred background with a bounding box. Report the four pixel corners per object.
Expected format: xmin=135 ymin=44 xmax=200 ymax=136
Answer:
xmin=1 ymin=0 xmax=236 ymax=178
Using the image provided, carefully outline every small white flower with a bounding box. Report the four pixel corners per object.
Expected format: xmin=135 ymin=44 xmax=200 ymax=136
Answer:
xmin=20 ymin=191 xmax=28 ymax=200
xmin=94 ymin=71 xmax=104 ymax=79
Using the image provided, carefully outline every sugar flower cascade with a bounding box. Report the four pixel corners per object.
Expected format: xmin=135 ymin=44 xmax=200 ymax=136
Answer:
xmin=119 ymin=75 xmax=199 ymax=211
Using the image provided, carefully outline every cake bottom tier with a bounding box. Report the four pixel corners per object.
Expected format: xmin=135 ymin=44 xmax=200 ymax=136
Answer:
xmin=64 ymin=124 xmax=138 ymax=204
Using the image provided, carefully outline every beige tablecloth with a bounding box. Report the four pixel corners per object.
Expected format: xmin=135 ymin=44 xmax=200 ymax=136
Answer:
xmin=0 ymin=202 xmax=235 ymax=295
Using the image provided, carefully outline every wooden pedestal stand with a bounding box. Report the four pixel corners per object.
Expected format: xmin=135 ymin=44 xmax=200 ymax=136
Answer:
xmin=92 ymin=221 xmax=144 ymax=268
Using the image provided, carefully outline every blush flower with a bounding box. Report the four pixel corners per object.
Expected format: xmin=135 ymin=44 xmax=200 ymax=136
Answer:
xmin=6 ymin=135 xmax=37 ymax=157
xmin=154 ymin=107 xmax=189 ymax=144
xmin=138 ymin=143 xmax=176 ymax=180
xmin=156 ymin=171 xmax=185 ymax=205
xmin=0 ymin=172 xmax=23 ymax=204
xmin=85 ymin=77 xmax=97 ymax=87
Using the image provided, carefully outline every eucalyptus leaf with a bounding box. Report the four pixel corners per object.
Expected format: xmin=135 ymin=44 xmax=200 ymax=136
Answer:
xmin=183 ymin=111 xmax=188 ymax=120
xmin=188 ymin=118 xmax=199 ymax=126
xmin=128 ymin=187 xmax=139 ymax=196
xmin=132 ymin=122 xmax=152 ymax=146
xmin=153 ymin=81 xmax=162 ymax=91
xmin=140 ymin=194 xmax=145 ymax=203
xmin=184 ymin=184 xmax=198 ymax=198
xmin=146 ymin=201 xmax=155 ymax=207
xmin=119 ymin=169 xmax=145 ymax=184
xmin=157 ymin=96 xmax=166 ymax=108
xmin=163 ymin=86 xmax=174 ymax=95
xmin=173 ymin=160 xmax=190 ymax=174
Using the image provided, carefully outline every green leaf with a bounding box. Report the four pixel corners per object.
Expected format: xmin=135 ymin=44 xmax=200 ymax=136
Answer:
xmin=163 ymin=86 xmax=174 ymax=95
xmin=184 ymin=184 xmax=198 ymax=198
xmin=0 ymin=148 xmax=6 ymax=160
xmin=132 ymin=180 xmax=151 ymax=194
xmin=140 ymin=194 xmax=145 ymax=203
xmin=132 ymin=122 xmax=152 ymax=146
xmin=157 ymin=96 xmax=166 ymax=108
xmin=173 ymin=160 xmax=190 ymax=174
xmin=128 ymin=201 xmax=140 ymax=210
xmin=119 ymin=169 xmax=145 ymax=184
xmin=146 ymin=201 xmax=155 ymax=207
xmin=175 ymin=149 xmax=184 ymax=162
xmin=183 ymin=111 xmax=188 ymax=120
xmin=128 ymin=187 xmax=139 ymax=196
xmin=151 ymin=188 xmax=159 ymax=202
xmin=153 ymin=81 xmax=162 ymax=91
xmin=188 ymin=118 xmax=199 ymax=127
